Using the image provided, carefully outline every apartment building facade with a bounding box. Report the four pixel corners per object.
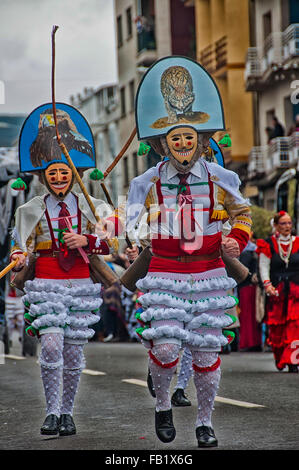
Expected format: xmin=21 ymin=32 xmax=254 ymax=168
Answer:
xmin=184 ymin=0 xmax=254 ymax=177
xmin=115 ymin=0 xmax=195 ymax=194
xmin=70 ymin=85 xmax=121 ymax=205
xmin=245 ymin=0 xmax=299 ymax=219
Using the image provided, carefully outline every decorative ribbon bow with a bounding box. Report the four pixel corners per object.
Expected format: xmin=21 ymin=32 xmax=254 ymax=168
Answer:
xmin=51 ymin=214 xmax=89 ymax=264
xmin=175 ymin=194 xmax=193 ymax=219
xmin=175 ymin=193 xmax=203 ymax=233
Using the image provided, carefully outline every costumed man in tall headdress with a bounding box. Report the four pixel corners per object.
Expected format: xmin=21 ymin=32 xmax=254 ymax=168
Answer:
xmin=125 ymin=57 xmax=252 ymax=447
xmin=10 ymin=103 xmax=121 ymax=437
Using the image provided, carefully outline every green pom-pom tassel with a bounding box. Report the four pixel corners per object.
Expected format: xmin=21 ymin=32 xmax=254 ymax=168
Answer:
xmin=218 ymin=134 xmax=232 ymax=148
xmin=223 ymin=329 xmax=235 ymax=344
xmin=225 ymin=313 xmax=237 ymax=325
xmin=24 ymin=312 xmax=33 ymax=324
xmin=89 ymin=169 xmax=104 ymax=181
xmin=135 ymin=311 xmax=142 ymax=321
xmin=25 ymin=325 xmax=38 ymax=337
xmin=230 ymin=294 xmax=239 ymax=305
xmin=137 ymin=142 xmax=151 ymax=156
xmin=11 ymin=178 xmax=27 ymax=191
xmin=135 ymin=312 xmax=145 ymax=326
xmin=135 ymin=325 xmax=149 ymax=338
xmin=135 ymin=311 xmax=149 ymax=327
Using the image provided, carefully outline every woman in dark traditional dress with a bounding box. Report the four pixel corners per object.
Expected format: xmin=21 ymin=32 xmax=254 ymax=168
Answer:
xmin=256 ymin=211 xmax=299 ymax=372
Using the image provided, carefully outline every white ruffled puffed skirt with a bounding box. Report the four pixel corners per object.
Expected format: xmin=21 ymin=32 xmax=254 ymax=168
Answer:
xmin=135 ymin=267 xmax=238 ymax=352
xmin=23 ymin=278 xmax=102 ymax=344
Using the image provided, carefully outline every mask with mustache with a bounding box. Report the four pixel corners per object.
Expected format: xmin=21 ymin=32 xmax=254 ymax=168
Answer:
xmin=41 ymin=163 xmax=75 ymax=200
xmin=161 ymin=128 xmax=212 ymax=174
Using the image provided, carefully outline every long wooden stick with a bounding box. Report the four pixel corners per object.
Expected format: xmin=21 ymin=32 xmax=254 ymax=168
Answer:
xmin=51 ymin=25 xmax=103 ymax=225
xmin=60 ymin=143 xmax=103 ymax=224
xmin=0 ymin=260 xmax=18 ymax=280
xmin=52 ymin=26 xmax=133 ymax=247
xmin=103 ymin=126 xmax=136 ymax=179
xmin=100 ymin=181 xmax=114 ymax=207
xmin=0 ymin=253 xmax=28 ymax=281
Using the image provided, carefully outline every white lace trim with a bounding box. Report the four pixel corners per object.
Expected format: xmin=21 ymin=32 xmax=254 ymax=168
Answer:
xmin=23 ymin=278 xmax=101 ymax=340
xmin=139 ymin=292 xmax=237 ymax=313
xmin=64 ymin=326 xmax=96 ymax=340
xmin=186 ymin=312 xmax=234 ymax=329
xmin=187 ymin=332 xmax=227 ymax=348
xmin=24 ymin=279 xmax=102 ymax=296
xmin=141 ymin=325 xmax=228 ymax=348
xmin=67 ymin=313 xmax=101 ymax=328
xmin=29 ymin=301 xmax=66 ymax=316
xmin=140 ymin=307 xmax=193 ymax=323
xmin=24 ymin=293 xmax=102 ymax=313
xmin=23 ymin=292 xmax=74 ymax=307
xmin=69 ymin=298 xmax=103 ymax=311
xmin=32 ymin=313 xmax=68 ymax=330
xmin=39 ymin=357 xmax=64 ymax=369
xmin=137 ymin=275 xmax=236 ymax=294
xmin=140 ymin=306 xmax=234 ymax=328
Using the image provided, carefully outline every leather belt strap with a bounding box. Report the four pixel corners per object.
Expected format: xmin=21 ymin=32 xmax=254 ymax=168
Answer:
xmin=37 ymin=250 xmax=82 ymax=258
xmin=153 ymin=251 xmax=221 ymax=263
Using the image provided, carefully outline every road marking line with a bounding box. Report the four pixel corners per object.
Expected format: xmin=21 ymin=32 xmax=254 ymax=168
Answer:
xmin=123 ymin=378 xmax=148 ymax=387
xmin=4 ymin=354 xmax=26 ymax=360
xmin=215 ymin=396 xmax=265 ymax=408
xmin=82 ymin=369 xmax=106 ymax=376
xmin=122 ymin=379 xmax=265 ymax=408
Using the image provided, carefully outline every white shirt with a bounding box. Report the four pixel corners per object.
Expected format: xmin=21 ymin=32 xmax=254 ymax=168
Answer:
xmin=166 ymin=159 xmax=202 ymax=180
xmin=46 ymin=193 xmax=79 ymax=244
xmin=46 ymin=192 xmax=105 ymax=249
xmin=154 ymin=159 xmax=222 ymax=239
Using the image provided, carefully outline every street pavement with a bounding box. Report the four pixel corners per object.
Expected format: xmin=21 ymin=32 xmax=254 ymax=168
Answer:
xmin=1 ymin=334 xmax=299 ymax=455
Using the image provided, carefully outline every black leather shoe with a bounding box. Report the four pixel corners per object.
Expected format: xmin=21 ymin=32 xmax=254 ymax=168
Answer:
xmin=171 ymin=388 xmax=191 ymax=407
xmin=196 ymin=426 xmax=218 ymax=448
xmin=147 ymin=368 xmax=156 ymax=398
xmin=155 ymin=409 xmax=176 ymax=443
xmin=40 ymin=414 xmax=59 ymax=435
xmin=288 ymin=364 xmax=298 ymax=373
xmin=59 ymin=414 xmax=76 ymax=436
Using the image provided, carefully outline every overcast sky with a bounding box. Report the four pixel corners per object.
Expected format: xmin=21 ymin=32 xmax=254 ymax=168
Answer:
xmin=0 ymin=0 xmax=118 ymax=115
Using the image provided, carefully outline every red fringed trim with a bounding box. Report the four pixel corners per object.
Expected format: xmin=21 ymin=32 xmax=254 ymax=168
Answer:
xmin=148 ymin=350 xmax=179 ymax=369
xmin=192 ymin=356 xmax=221 ymax=373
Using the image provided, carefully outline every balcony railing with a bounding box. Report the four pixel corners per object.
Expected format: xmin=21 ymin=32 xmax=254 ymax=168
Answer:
xmin=199 ymin=36 xmax=227 ymax=73
xmin=215 ymin=36 xmax=227 ymax=70
xmin=245 ymin=48 xmax=262 ymax=78
xmin=199 ymin=44 xmax=214 ymax=72
xmin=248 ymin=146 xmax=268 ymax=178
xmin=283 ymin=23 xmax=299 ymax=58
xmin=245 ymin=24 xmax=299 ymax=82
xmin=248 ymin=132 xmax=299 ymax=178
xmin=268 ymin=137 xmax=292 ymax=170
xmin=262 ymin=32 xmax=283 ymax=73
xmin=290 ymin=131 xmax=299 ymax=162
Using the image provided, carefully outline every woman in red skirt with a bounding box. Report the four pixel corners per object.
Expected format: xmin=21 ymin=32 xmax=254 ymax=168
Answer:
xmin=256 ymin=211 xmax=299 ymax=372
